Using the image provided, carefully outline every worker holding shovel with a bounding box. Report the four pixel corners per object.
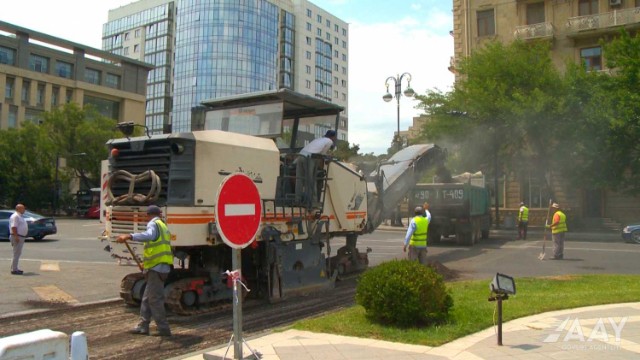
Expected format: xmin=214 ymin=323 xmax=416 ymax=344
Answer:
xmin=546 ymin=203 xmax=568 ymax=260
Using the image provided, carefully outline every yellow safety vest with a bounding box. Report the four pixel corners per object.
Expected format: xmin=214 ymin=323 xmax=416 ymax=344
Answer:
xmin=143 ymin=219 xmax=173 ymax=269
xmin=551 ymin=211 xmax=568 ymax=234
xmin=409 ymin=216 xmax=429 ymax=247
xmin=519 ymin=206 xmax=529 ymax=222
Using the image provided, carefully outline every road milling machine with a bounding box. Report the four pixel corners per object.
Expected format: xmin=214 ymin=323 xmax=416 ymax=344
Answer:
xmin=101 ymin=89 xmax=445 ymax=314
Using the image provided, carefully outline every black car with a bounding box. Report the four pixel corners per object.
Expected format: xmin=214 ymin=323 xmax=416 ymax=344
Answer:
xmin=0 ymin=209 xmax=57 ymax=241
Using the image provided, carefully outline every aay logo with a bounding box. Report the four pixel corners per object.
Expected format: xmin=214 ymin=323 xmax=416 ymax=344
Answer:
xmin=543 ymin=317 xmax=627 ymax=350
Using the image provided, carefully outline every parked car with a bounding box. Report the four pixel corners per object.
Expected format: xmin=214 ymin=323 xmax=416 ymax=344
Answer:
xmin=85 ymin=205 xmax=100 ymax=219
xmin=0 ymin=209 xmax=57 ymax=241
xmin=621 ymin=224 xmax=640 ymax=244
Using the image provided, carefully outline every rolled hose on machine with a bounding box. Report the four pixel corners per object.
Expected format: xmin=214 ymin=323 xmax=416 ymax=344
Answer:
xmin=106 ymin=169 xmax=161 ymax=205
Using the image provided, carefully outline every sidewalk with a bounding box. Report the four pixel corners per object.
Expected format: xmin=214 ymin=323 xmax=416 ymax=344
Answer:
xmin=173 ymin=302 xmax=640 ymax=360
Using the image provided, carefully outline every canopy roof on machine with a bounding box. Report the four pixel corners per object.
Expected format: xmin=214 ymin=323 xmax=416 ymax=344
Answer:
xmin=200 ymin=89 xmax=345 ymax=119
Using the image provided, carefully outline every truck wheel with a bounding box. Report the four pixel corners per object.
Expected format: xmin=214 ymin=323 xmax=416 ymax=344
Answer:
xmin=430 ymin=231 xmax=441 ymax=244
xmin=456 ymin=231 xmax=473 ymax=246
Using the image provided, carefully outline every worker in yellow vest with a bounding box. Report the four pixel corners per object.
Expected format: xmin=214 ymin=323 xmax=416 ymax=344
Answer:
xmin=547 ymin=203 xmax=568 ymax=260
xmin=403 ymin=206 xmax=429 ymax=265
xmin=517 ymin=201 xmax=529 ymax=240
xmin=116 ymin=205 xmax=174 ymax=336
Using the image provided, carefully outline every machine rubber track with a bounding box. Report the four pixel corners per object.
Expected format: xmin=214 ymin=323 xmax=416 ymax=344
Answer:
xmin=120 ymin=272 xmax=144 ymax=306
xmin=165 ymin=277 xmax=233 ymax=316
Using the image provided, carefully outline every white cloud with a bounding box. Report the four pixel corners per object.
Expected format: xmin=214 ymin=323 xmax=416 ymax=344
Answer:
xmin=347 ymin=18 xmax=454 ymax=154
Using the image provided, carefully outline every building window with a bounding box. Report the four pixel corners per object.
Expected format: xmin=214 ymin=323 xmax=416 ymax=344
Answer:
xmin=477 ymin=9 xmax=496 ymax=37
xmin=579 ymin=0 xmax=598 ymax=16
xmin=317 ymin=14 xmax=322 ymax=23
xmin=306 ymin=51 xmax=311 ymax=59
xmin=0 ymin=45 xmax=16 ymax=65
xmin=106 ymin=73 xmax=121 ymax=89
xmin=581 ymin=46 xmax=602 ymax=71
xmin=36 ymin=83 xmax=45 ymax=106
xmin=343 ymin=28 xmax=347 ymax=36
xmin=334 ymin=37 xmax=339 ymax=45
xmin=124 ymin=47 xmax=129 ymax=55
xmin=124 ymin=32 xmax=130 ymax=41
xmin=52 ymin=86 xmax=59 ymax=106
xmin=8 ymin=105 xmax=17 ymax=128
xmin=334 ymin=76 xmax=338 ymax=85
xmin=326 ymin=33 xmax=331 ymax=41
xmin=306 ymin=36 xmax=311 ymax=45
xmin=306 ymin=65 xmax=311 ymax=74
xmin=307 ymin=22 xmax=312 ymax=31
xmin=5 ymin=77 xmax=14 ymax=100
xmin=527 ymin=2 xmax=545 ymax=25
xmin=305 ymin=80 xmax=311 ymax=89
xmin=85 ymin=68 xmax=101 ymax=85
xmin=342 ymin=54 xmax=347 ymax=61
xmin=21 ymin=80 xmax=30 ymax=103
xmin=334 ymin=90 xmax=338 ymax=98
xmin=29 ymin=54 xmax=49 ymax=73
xmin=55 ymin=61 xmax=73 ymax=79
xmin=134 ymin=44 xmax=140 ymax=53
xmin=66 ymin=89 xmax=73 ymax=103
xmin=317 ymin=28 xmax=322 ymax=36
xmin=342 ymin=66 xmax=346 ymax=75
xmin=342 ymin=40 xmax=346 ymax=49
xmin=307 ymin=9 xmax=311 ymax=17
xmin=334 ymin=50 xmax=339 ymax=58
xmin=341 ymin=80 xmax=347 ymax=87
xmin=326 ymin=19 xmax=331 ymax=27
xmin=342 ymin=93 xmax=346 ymax=101
xmin=135 ymin=29 xmax=141 ymax=38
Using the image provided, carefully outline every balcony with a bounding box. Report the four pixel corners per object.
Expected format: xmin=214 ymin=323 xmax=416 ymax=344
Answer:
xmin=514 ymin=22 xmax=554 ymax=41
xmin=566 ymin=7 xmax=640 ymax=38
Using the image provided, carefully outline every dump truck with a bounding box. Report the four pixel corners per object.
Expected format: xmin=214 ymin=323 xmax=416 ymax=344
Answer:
xmin=410 ymin=182 xmax=491 ymax=245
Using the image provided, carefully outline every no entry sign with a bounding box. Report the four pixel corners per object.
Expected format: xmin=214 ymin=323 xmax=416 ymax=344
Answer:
xmin=215 ymin=173 xmax=262 ymax=249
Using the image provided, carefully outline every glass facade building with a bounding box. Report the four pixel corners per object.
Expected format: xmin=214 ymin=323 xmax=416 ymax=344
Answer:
xmin=103 ymin=0 xmax=349 ymax=138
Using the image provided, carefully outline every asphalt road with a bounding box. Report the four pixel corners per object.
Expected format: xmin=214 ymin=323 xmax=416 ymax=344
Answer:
xmin=0 ymin=219 xmax=638 ymax=317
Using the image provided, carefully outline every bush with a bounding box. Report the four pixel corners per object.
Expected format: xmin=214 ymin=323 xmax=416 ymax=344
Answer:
xmin=355 ymin=259 xmax=453 ymax=327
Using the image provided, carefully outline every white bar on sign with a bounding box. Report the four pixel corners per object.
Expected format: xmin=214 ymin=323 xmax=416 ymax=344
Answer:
xmin=225 ymin=204 xmax=255 ymax=216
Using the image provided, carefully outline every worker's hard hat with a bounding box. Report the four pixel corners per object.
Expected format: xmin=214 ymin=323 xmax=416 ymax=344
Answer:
xmin=552 ymin=203 xmax=560 ymax=209
xmin=414 ymin=206 xmax=424 ymax=215
xmin=520 ymin=202 xmax=525 ymax=206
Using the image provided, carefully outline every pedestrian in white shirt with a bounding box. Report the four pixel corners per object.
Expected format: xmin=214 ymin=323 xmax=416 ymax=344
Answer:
xmin=9 ymin=204 xmax=28 ymax=275
xmin=295 ymin=130 xmax=337 ymax=205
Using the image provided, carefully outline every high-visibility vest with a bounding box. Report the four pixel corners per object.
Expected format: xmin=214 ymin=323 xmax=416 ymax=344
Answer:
xmin=143 ymin=219 xmax=173 ymax=269
xmin=551 ymin=211 xmax=568 ymax=234
xmin=519 ymin=206 xmax=529 ymax=222
xmin=409 ymin=216 xmax=429 ymax=247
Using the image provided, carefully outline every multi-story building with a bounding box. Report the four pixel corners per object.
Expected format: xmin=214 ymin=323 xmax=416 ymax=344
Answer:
xmin=103 ymin=0 xmax=349 ymax=143
xmin=451 ymin=0 xmax=640 ymax=226
xmin=0 ymin=21 xmax=152 ymax=130
xmin=452 ymin=0 xmax=640 ymax=78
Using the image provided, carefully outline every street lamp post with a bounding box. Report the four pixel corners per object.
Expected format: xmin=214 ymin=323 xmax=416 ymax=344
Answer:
xmin=383 ymin=73 xmax=415 ymax=151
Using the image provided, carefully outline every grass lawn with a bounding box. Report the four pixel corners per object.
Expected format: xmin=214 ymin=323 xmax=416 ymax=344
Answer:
xmin=292 ymin=274 xmax=640 ymax=347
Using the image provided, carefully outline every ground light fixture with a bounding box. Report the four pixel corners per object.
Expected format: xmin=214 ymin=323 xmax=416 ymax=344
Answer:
xmin=489 ymin=273 xmax=516 ymax=345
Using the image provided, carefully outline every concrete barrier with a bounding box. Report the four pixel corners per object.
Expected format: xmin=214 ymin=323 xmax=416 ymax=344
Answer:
xmin=0 ymin=329 xmax=68 ymax=360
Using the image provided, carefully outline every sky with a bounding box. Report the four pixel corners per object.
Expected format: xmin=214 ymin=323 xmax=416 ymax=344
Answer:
xmin=3 ymin=0 xmax=455 ymax=155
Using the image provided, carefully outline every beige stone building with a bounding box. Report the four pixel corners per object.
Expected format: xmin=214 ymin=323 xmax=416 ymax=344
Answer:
xmin=447 ymin=0 xmax=640 ymax=227
xmin=0 ymin=20 xmax=152 ymax=130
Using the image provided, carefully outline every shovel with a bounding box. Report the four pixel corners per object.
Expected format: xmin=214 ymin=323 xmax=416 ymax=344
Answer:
xmin=123 ymin=240 xmax=144 ymax=271
xmin=538 ymin=199 xmax=553 ymax=260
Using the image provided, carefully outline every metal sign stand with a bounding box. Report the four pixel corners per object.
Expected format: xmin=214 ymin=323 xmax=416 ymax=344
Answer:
xmin=223 ymin=249 xmax=260 ymax=360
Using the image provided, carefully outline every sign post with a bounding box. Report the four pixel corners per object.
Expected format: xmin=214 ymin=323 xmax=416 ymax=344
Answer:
xmin=215 ymin=173 xmax=262 ymax=360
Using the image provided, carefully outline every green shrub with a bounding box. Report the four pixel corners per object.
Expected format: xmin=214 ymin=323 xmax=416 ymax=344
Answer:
xmin=355 ymin=259 xmax=453 ymax=327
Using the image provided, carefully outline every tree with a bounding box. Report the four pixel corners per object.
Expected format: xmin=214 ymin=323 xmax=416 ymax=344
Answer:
xmin=415 ymin=40 xmax=567 ymax=191
xmin=0 ymin=103 xmax=122 ymax=211
xmin=41 ymin=103 xmax=121 ymax=191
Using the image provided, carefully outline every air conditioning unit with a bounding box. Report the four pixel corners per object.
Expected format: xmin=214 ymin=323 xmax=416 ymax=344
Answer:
xmin=609 ymin=0 xmax=622 ymax=6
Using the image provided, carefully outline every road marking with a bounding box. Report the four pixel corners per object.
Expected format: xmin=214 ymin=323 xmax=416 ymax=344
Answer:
xmin=225 ymin=204 xmax=255 ymax=216
xmin=32 ymin=285 xmax=78 ymax=304
xmin=40 ymin=261 xmax=60 ymax=271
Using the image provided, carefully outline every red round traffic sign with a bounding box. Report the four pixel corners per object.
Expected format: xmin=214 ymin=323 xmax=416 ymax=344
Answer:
xmin=215 ymin=173 xmax=262 ymax=249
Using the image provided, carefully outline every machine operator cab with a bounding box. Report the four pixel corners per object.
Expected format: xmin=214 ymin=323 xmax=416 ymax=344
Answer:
xmin=191 ymin=89 xmax=349 ymax=211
